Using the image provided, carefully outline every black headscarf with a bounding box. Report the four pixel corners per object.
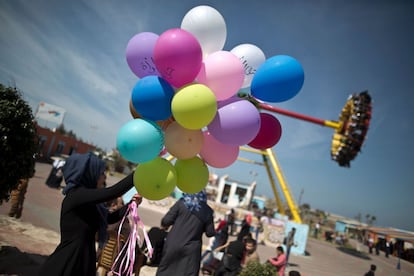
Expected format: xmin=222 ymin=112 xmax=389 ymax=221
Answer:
xmin=61 ymin=152 xmax=106 ymax=195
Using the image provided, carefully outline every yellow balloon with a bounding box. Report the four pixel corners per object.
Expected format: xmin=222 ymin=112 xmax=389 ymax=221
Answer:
xmin=171 ymin=84 xmax=217 ymax=130
xmin=175 ymin=156 xmax=209 ymax=194
xmin=164 ymin=122 xmax=204 ymax=160
xmin=133 ymin=157 xmax=177 ymax=200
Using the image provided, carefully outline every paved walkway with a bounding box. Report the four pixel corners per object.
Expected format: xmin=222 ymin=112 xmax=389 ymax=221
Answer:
xmin=1 ymin=162 xmax=413 ymax=275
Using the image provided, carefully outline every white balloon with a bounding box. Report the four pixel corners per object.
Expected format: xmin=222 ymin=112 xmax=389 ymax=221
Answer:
xmin=230 ymin=44 xmax=266 ymax=88
xmin=181 ymin=5 xmax=227 ymax=58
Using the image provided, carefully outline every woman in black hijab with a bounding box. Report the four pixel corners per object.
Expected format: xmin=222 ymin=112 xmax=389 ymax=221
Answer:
xmin=38 ymin=152 xmax=139 ymax=276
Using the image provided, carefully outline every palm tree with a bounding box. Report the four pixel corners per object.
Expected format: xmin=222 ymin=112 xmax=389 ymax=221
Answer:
xmin=369 ymin=215 xmax=377 ymax=226
xmin=365 ymin=214 xmax=371 ymax=224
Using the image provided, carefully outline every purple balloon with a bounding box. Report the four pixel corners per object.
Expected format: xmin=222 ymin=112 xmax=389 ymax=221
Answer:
xmin=126 ymin=32 xmax=160 ymax=78
xmin=208 ymin=98 xmax=261 ymax=145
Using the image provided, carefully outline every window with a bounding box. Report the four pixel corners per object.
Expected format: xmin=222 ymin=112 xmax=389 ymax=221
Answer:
xmin=221 ymin=184 xmax=231 ymax=203
xmin=55 ymin=141 xmax=65 ymax=155
xmin=235 ymin=187 xmax=247 ymax=204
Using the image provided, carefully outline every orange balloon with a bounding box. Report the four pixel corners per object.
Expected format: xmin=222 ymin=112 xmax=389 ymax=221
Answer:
xmin=129 ymin=99 xmax=141 ymax=119
xmin=157 ymin=117 xmax=175 ymax=131
xmin=164 ymin=121 xmax=204 ymax=159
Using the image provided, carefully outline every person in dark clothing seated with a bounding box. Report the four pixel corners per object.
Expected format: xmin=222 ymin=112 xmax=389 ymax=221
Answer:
xmin=146 ymin=225 xmax=168 ymax=266
xmin=214 ymin=240 xmax=245 ymax=276
xmin=201 ymin=223 xmax=229 ymax=275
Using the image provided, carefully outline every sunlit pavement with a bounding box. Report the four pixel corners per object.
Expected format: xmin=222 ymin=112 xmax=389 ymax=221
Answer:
xmin=1 ymin=162 xmax=413 ymax=275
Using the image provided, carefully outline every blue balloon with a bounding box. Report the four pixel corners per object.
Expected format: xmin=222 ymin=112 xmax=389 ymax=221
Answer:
xmin=131 ymin=76 xmax=175 ymax=121
xmin=251 ymin=55 xmax=304 ymax=103
xmin=116 ymin=119 xmax=164 ymax=163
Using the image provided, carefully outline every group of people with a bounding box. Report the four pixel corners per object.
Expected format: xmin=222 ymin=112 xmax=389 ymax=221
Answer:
xmin=34 ymin=152 xmax=216 ymax=276
xmin=201 ymin=229 xmax=260 ymax=275
xmin=367 ymin=235 xmax=395 ymax=258
xmin=34 ymin=152 xmax=306 ymax=276
xmin=200 ymin=213 xmax=301 ymax=276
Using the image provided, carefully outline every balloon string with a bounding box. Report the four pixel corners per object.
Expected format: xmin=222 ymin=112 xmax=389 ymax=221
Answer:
xmin=110 ymin=201 xmax=153 ymax=276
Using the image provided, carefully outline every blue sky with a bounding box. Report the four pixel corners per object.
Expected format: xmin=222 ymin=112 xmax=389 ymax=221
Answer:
xmin=1 ymin=0 xmax=413 ymax=231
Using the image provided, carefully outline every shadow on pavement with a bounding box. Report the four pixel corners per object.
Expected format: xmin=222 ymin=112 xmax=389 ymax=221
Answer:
xmin=0 ymin=246 xmax=46 ymax=276
xmin=337 ymin=246 xmax=372 ymax=260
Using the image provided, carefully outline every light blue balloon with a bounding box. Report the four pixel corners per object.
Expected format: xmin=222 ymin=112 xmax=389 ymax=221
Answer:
xmin=116 ymin=119 xmax=164 ymax=163
xmin=131 ymin=76 xmax=174 ymax=121
xmin=251 ymin=55 xmax=304 ymax=103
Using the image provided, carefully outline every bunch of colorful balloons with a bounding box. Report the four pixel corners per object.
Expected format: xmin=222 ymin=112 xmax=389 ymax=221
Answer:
xmin=116 ymin=5 xmax=305 ymax=200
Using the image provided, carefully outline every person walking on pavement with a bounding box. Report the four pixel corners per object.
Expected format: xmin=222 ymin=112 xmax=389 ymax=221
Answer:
xmin=226 ymin=208 xmax=236 ymax=236
xmin=237 ymin=214 xmax=252 ymax=242
xmin=285 ymin=227 xmax=296 ymax=266
xmin=8 ymin=178 xmax=30 ymax=218
xmin=314 ymin=221 xmax=320 ymax=238
xmin=368 ymin=234 xmax=374 ymax=254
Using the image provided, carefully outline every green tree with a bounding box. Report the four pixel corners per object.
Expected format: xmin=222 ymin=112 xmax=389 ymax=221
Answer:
xmin=56 ymin=124 xmax=66 ymax=135
xmin=0 ymin=84 xmax=38 ymax=202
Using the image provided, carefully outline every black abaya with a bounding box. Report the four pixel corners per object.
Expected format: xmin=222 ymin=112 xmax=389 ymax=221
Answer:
xmin=38 ymin=174 xmax=134 ymax=276
xmin=156 ymin=200 xmax=215 ymax=276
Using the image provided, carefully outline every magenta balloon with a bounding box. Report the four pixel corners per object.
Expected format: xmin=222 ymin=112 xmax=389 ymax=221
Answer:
xmin=126 ymin=32 xmax=160 ymax=78
xmin=207 ymin=98 xmax=261 ymax=145
xmin=248 ymin=113 xmax=282 ymax=149
xmin=200 ymin=131 xmax=239 ymax=168
xmin=154 ymin=28 xmax=203 ymax=88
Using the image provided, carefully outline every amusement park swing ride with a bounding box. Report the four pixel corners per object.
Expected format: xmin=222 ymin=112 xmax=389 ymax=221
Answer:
xmin=236 ymin=91 xmax=372 ymax=223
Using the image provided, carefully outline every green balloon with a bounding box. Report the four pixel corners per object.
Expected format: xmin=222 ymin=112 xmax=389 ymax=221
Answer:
xmin=134 ymin=157 xmax=177 ymax=200
xmin=171 ymin=83 xmax=217 ymax=130
xmin=175 ymin=156 xmax=209 ymax=194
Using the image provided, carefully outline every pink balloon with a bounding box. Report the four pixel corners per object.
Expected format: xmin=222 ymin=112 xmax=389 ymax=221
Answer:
xmin=207 ymin=98 xmax=261 ymax=145
xmin=154 ymin=28 xmax=203 ymax=88
xmin=197 ymin=51 xmax=244 ymax=101
xmin=248 ymin=113 xmax=282 ymax=149
xmin=200 ymin=131 xmax=239 ymax=168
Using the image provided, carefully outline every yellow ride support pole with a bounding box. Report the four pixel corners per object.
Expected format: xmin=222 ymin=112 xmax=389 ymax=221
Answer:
xmin=266 ymin=148 xmax=302 ymax=223
xmin=262 ymin=154 xmax=285 ymax=215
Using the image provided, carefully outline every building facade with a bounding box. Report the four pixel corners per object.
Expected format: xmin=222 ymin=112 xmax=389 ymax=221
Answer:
xmin=36 ymin=124 xmax=96 ymax=160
